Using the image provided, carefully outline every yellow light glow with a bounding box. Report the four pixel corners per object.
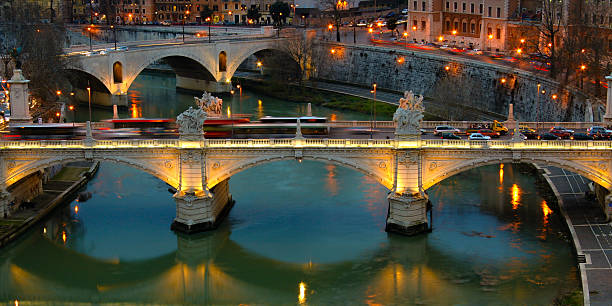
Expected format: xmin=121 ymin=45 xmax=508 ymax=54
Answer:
xmin=500 ymin=78 xmax=506 ymax=84
xmin=444 ymin=65 xmax=450 ymax=71
xmin=451 ymin=30 xmax=457 ymax=35
xmin=227 ymin=106 xmax=231 ymax=118
xmin=438 ymin=35 xmax=443 ymax=41
xmin=552 ymin=94 xmax=558 ymax=100
xmin=62 ymin=231 xmax=67 ymax=244
xmin=511 ymin=184 xmax=520 ymax=210
xmin=256 ymin=61 xmax=262 ymax=67
xmin=328 ymin=24 xmax=333 ymax=30
xmin=403 ymin=32 xmax=408 ymax=37
xmin=412 ymin=25 xmax=417 ymax=30
xmin=368 ymin=28 xmax=373 ymax=33
xmin=516 ymin=48 xmax=522 ymax=54
xmin=520 ymin=38 xmax=525 ymax=43
xmin=542 ymin=200 xmax=552 ymax=217
xmin=397 ymin=57 xmax=404 ymax=63
xmin=580 ymin=65 xmax=586 ymax=70
xmin=43 ymin=227 xmax=46 ymax=234
xmin=258 ymin=99 xmax=262 ymax=106
xmin=75 ymin=205 xmax=79 ymax=214
xmin=488 ymin=34 xmax=493 ymax=39
xmin=298 ymin=282 xmax=306 ymax=304
xmin=330 ymin=48 xmax=336 ymax=54
xmin=499 ymin=163 xmax=504 ymax=185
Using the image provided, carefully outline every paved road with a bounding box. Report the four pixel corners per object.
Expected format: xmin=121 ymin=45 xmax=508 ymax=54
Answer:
xmin=538 ymin=165 xmax=612 ymax=305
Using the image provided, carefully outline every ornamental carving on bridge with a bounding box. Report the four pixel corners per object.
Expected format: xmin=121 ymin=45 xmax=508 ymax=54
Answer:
xmin=195 ymin=91 xmax=223 ymax=117
xmin=393 ymin=91 xmax=424 ymax=136
xmin=177 ymin=107 xmax=207 ymax=137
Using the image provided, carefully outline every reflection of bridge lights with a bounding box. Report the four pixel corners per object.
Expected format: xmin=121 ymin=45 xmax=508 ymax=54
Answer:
xmin=43 ymin=227 xmax=46 ymax=234
xmin=74 ymin=205 xmax=79 ymax=214
xmin=62 ymin=231 xmax=67 ymax=244
xmin=14 ymin=300 xmax=18 ymax=306
xmin=541 ymin=200 xmax=552 ymax=226
xmin=298 ymin=282 xmax=306 ymax=304
xmin=511 ymin=184 xmax=520 ymax=210
xmin=499 ymin=163 xmax=504 ymax=185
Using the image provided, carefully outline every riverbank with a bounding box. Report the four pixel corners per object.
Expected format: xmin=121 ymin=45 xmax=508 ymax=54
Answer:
xmin=233 ymin=76 xmax=445 ymax=120
xmin=0 ymin=161 xmax=99 ymax=249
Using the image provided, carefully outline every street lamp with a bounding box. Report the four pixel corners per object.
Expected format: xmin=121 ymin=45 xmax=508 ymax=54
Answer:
xmin=183 ymin=10 xmax=190 ymax=42
xmin=488 ymin=34 xmax=493 ymax=51
xmin=86 ymin=86 xmax=92 ymax=122
xmin=206 ymin=17 xmax=212 ymax=43
xmin=256 ymin=60 xmax=263 ymax=75
xmin=403 ymin=31 xmax=408 ymax=48
xmin=87 ymin=26 xmax=93 ymax=51
xmin=328 ymin=24 xmax=333 ymax=40
xmin=110 ymin=25 xmax=117 ymax=50
xmin=536 ymin=83 xmax=541 ymax=131
xmin=579 ymin=64 xmax=586 ymax=89
xmin=370 ymin=83 xmax=377 ymax=137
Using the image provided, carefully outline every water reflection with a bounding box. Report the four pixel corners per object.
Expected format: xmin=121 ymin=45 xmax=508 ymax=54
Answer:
xmin=0 ymin=163 xmax=577 ymax=304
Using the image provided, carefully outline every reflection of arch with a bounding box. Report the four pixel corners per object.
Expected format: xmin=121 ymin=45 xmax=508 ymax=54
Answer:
xmin=207 ymin=155 xmax=393 ymax=191
xmin=113 ymin=61 xmax=123 ymax=84
xmin=6 ymin=155 xmax=179 ymax=189
xmin=423 ymin=158 xmax=612 ymax=191
xmin=218 ymin=51 xmax=227 ymax=72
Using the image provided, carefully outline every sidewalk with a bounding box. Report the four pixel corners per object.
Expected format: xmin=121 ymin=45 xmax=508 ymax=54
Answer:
xmin=537 ymin=164 xmax=612 ymax=306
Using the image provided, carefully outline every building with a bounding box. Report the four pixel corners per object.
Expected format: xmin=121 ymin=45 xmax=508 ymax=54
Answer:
xmin=115 ymin=0 xmax=155 ymax=24
xmin=243 ymin=0 xmax=295 ymax=24
xmin=392 ymin=0 xmax=523 ymax=52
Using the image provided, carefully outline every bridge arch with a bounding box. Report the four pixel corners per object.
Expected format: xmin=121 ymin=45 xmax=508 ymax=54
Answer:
xmin=206 ymin=154 xmax=394 ymax=191
xmin=423 ymin=157 xmax=612 ymax=191
xmin=65 ymin=68 xmax=112 ymax=95
xmin=226 ymin=44 xmax=295 ymax=80
xmin=123 ymin=52 xmax=217 ymax=93
xmin=6 ymin=155 xmax=179 ymax=190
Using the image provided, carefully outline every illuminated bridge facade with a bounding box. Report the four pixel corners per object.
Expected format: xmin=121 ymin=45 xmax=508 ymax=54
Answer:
xmin=1 ymin=137 xmax=611 ymax=235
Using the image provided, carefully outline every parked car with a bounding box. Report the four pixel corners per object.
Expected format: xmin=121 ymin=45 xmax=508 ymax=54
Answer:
xmin=357 ymin=19 xmax=367 ymax=27
xmin=468 ymin=133 xmax=491 ymax=140
xmin=441 ymin=133 xmax=461 ymax=139
xmin=572 ymin=133 xmax=593 ymax=140
xmin=401 ymin=8 xmax=409 ymax=14
xmin=161 ymin=20 xmax=171 ymax=26
xmin=434 ymin=125 xmax=460 ymax=136
xmin=549 ymin=126 xmax=574 ymax=139
xmin=540 ymin=133 xmax=560 ymax=140
xmin=586 ymin=126 xmax=611 ymax=139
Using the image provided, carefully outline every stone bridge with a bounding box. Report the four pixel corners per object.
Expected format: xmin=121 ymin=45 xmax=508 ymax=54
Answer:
xmin=1 ymin=137 xmax=611 ymax=236
xmin=65 ymin=37 xmax=285 ymax=105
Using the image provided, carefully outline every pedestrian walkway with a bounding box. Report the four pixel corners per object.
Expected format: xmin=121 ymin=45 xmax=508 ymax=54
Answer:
xmin=537 ymin=164 xmax=612 ymax=306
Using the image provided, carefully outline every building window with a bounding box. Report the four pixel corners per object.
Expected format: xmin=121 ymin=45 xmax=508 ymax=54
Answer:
xmin=421 ymin=20 xmax=426 ymax=29
xmin=445 ymin=20 xmax=450 ymax=30
xmin=470 ymin=3 xmax=474 ymax=13
xmin=235 ymin=4 xmax=238 ymax=9
xmin=479 ymin=4 xmax=483 ymax=14
xmin=497 ymin=7 xmax=501 ymax=18
xmin=454 ymin=21 xmax=459 ymax=30
xmin=462 ymin=2 xmax=465 ymax=11
xmin=414 ymin=1 xmax=417 ymax=10
xmin=422 ymin=1 xmax=425 ymax=11
xmin=488 ymin=6 xmax=491 ymax=17
xmin=462 ymin=22 xmax=467 ymax=32
xmin=470 ymin=22 xmax=475 ymax=33
xmin=487 ymin=27 xmax=492 ymax=35
xmin=446 ymin=1 xmax=449 ymax=9
xmin=454 ymin=2 xmax=457 ymax=11
xmin=224 ymin=3 xmax=227 ymax=9
xmin=496 ymin=28 xmax=501 ymax=39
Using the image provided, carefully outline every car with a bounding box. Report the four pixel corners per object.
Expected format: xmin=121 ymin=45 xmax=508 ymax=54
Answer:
xmin=441 ymin=132 xmax=461 ymax=139
xmin=468 ymin=133 xmax=491 ymax=140
xmin=519 ymin=125 xmax=538 ymax=139
xmin=401 ymin=8 xmax=409 ymax=14
xmin=586 ymin=126 xmax=610 ymax=139
xmin=357 ymin=19 xmax=367 ymax=26
xmin=549 ymin=126 xmax=574 ymax=139
xmin=161 ymin=20 xmax=171 ymax=26
xmin=439 ymin=44 xmax=450 ymax=49
xmin=572 ymin=133 xmax=593 ymax=140
xmin=539 ymin=133 xmax=560 ymax=140
xmin=433 ymin=125 xmax=460 ymax=136
xmin=472 ymin=129 xmax=500 ymax=138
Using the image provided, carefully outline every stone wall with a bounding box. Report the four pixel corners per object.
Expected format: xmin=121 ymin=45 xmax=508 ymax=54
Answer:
xmin=317 ymin=43 xmax=597 ymax=122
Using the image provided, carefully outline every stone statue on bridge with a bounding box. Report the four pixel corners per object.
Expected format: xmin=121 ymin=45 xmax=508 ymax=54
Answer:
xmin=195 ymin=91 xmax=223 ymax=117
xmin=394 ymin=91 xmax=424 ymax=137
xmin=177 ymin=106 xmax=207 ymax=140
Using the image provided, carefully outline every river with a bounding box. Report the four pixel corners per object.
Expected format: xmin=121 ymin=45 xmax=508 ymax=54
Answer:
xmin=0 ymin=72 xmax=578 ymax=304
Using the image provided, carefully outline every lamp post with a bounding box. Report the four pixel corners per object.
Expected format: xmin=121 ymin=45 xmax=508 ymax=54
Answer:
xmin=370 ymin=82 xmax=377 ymax=138
xmin=487 ymin=34 xmax=493 ymax=52
xmin=183 ymin=10 xmax=190 ymax=43
xmin=206 ymin=17 xmax=212 ymax=43
xmin=87 ymin=26 xmax=93 ymax=51
xmin=110 ymin=25 xmax=117 ymax=50
xmin=579 ymin=64 xmax=586 ymax=89
xmin=328 ymin=24 xmax=333 ymax=40
xmin=403 ymin=31 xmax=408 ymax=48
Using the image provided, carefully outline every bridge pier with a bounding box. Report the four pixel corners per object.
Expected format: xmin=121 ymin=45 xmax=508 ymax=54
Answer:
xmin=111 ymin=93 xmax=128 ymax=107
xmin=171 ymin=178 xmax=234 ymax=234
xmin=176 ymin=76 xmax=231 ymax=93
xmin=386 ymin=193 xmax=430 ymax=236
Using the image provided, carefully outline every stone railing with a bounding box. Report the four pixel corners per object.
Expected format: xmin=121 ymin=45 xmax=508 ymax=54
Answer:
xmin=2 ymin=138 xmax=612 ymax=150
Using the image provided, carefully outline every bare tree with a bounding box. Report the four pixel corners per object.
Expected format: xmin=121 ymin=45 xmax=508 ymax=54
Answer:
xmin=0 ymin=1 xmax=69 ymax=111
xmin=277 ymin=31 xmax=328 ymax=83
xmin=320 ymin=0 xmax=345 ymax=42
xmin=534 ymin=0 xmax=566 ymax=78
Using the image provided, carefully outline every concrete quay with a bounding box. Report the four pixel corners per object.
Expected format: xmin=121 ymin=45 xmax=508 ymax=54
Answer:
xmin=536 ymin=164 xmax=612 ymax=305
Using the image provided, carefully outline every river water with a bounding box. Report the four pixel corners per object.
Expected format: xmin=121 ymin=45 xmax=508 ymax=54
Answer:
xmin=1 ymin=72 xmax=578 ymax=304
